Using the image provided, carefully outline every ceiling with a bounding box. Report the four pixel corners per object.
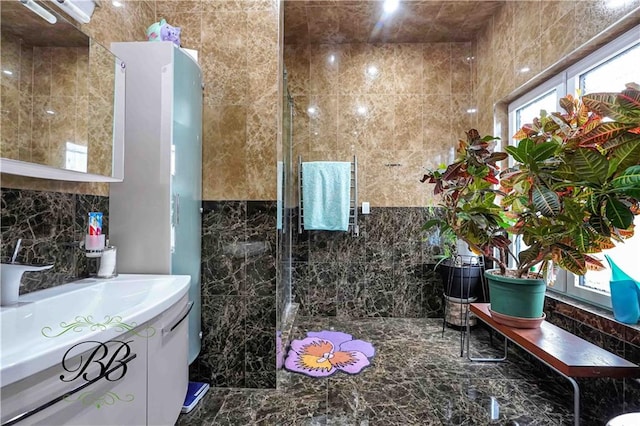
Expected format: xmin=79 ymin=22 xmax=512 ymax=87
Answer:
xmin=284 ymin=0 xmax=505 ymax=44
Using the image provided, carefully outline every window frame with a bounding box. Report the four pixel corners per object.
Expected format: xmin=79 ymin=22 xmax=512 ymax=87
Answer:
xmin=506 ymin=24 xmax=640 ymax=309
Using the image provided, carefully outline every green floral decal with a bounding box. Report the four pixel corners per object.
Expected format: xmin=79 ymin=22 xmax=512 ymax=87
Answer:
xmin=41 ymin=315 xmax=155 ymax=338
xmin=65 ymin=391 xmax=134 ymax=408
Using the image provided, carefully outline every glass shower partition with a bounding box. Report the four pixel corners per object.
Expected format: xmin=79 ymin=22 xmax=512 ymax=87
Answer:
xmin=277 ymin=69 xmax=295 ymax=363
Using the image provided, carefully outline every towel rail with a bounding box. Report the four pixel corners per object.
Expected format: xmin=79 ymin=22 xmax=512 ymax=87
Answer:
xmin=298 ymin=155 xmax=359 ymax=237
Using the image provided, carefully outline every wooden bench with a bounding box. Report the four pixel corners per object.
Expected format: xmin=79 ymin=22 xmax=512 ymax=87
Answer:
xmin=466 ymin=303 xmax=640 ymax=426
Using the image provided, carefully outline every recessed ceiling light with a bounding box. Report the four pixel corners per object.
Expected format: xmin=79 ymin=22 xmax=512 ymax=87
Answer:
xmin=383 ymin=0 xmax=399 ymax=14
xmin=307 ymin=106 xmax=316 ymax=115
xmin=466 ymin=108 xmax=477 ymax=114
xmin=45 ymin=110 xmax=56 ymax=115
xmin=366 ymin=65 xmax=379 ymax=77
xmin=328 ymin=54 xmax=336 ymax=64
xmin=3 ymin=70 xmax=13 ymax=75
xmin=112 ymin=0 xmax=124 ymax=7
xmin=519 ymin=66 xmax=531 ymax=73
xmin=357 ymin=106 xmax=368 ymax=115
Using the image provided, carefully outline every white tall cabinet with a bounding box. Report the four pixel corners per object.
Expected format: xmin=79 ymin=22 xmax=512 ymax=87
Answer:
xmin=109 ymin=42 xmax=202 ymax=364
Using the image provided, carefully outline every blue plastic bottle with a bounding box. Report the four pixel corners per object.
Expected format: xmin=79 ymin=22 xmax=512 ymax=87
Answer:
xmin=605 ymin=255 xmax=640 ymax=324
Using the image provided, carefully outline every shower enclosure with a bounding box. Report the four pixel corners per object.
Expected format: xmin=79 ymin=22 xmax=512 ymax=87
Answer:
xmin=277 ymin=69 xmax=295 ymax=332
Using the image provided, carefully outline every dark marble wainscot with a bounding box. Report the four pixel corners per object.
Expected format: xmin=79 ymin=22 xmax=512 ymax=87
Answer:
xmin=190 ymin=201 xmax=277 ymax=389
xmin=0 ymin=188 xmax=109 ymax=293
xmin=291 ymin=207 xmax=447 ymax=319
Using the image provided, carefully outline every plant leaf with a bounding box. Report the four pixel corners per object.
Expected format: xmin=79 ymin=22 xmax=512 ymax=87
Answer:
xmin=618 ymin=88 xmax=640 ymax=111
xmin=583 ymin=92 xmax=640 ymax=123
xmin=574 ymin=227 xmax=593 ymax=253
xmin=586 ymin=194 xmax=602 ymax=215
xmin=556 ymin=245 xmax=586 ymax=275
xmin=582 ymin=92 xmax=618 ymax=116
xmin=578 ymin=122 xmax=634 ymax=148
xmin=486 ymin=152 xmax=508 ymax=164
xmin=422 ymin=219 xmax=444 ymax=231
xmin=532 ymin=186 xmax=561 ymax=217
xmin=518 ymin=243 xmax=541 ymax=267
xmin=532 ymin=142 xmax=558 ymax=161
xmin=559 ymin=96 xmax=575 ymax=114
xmin=442 ymin=161 xmax=464 ymax=181
xmin=518 ymin=138 xmax=535 ymax=161
xmin=608 ymin=138 xmax=640 ymax=175
xmin=505 ymin=146 xmax=524 ymax=164
xmin=584 ymin=254 xmax=606 ymax=271
xmin=611 ymin=165 xmax=640 ymax=189
xmin=572 ymin=148 xmax=609 ymax=184
xmin=605 ymin=197 xmax=634 ymax=229
xmin=601 ymin=132 xmax=640 ymax=151
xmin=513 ymin=128 xmax=529 ymax=141
xmin=589 ymin=215 xmax=611 ymax=236
xmin=594 ymin=235 xmax=615 ymax=251
xmin=555 ymin=164 xmax=576 ymax=180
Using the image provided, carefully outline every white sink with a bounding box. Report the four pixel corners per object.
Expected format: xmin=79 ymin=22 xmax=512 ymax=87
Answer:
xmin=0 ymin=274 xmax=190 ymax=387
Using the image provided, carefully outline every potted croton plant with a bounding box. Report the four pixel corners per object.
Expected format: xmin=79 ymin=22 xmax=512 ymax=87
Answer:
xmin=423 ymin=83 xmax=640 ymax=327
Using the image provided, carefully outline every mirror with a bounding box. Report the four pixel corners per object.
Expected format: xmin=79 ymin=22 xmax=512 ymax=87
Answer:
xmin=0 ymin=1 xmax=124 ymax=182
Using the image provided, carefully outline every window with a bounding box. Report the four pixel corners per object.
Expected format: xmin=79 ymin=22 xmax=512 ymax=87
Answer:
xmin=566 ymin=34 xmax=640 ymax=96
xmin=507 ymin=25 xmax=640 ymax=308
xmin=65 ymin=142 xmax=88 ymax=173
xmin=579 ymin=43 xmax=640 ymax=94
xmin=515 ymin=90 xmax=558 ymax=130
xmin=508 ymin=76 xmax=564 ymax=146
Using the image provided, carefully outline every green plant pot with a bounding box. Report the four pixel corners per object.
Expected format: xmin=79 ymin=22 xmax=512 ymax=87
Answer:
xmin=485 ymin=269 xmax=546 ymax=319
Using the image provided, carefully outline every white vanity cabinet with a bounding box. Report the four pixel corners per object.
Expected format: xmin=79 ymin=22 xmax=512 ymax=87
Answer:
xmin=0 ymin=295 xmax=190 ymax=426
xmin=2 ymin=328 xmax=148 ymax=426
xmin=147 ymin=295 xmax=190 ymax=425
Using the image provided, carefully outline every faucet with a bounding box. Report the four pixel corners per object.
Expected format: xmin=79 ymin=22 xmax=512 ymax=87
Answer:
xmin=1 ymin=239 xmax=53 ymax=306
xmin=10 ymin=238 xmax=22 ymax=263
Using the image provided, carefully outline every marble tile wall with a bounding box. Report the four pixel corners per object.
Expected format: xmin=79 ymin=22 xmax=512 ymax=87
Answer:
xmin=285 ymin=41 xmax=476 ymax=207
xmin=191 ymin=201 xmax=277 ymax=389
xmin=0 ymin=188 xmax=109 ymax=293
xmin=152 ymin=0 xmax=280 ymax=201
xmin=292 ymin=207 xmax=446 ymax=318
xmin=474 ymin=0 xmax=640 ymax=136
xmin=153 ymin=0 xmax=283 ymax=387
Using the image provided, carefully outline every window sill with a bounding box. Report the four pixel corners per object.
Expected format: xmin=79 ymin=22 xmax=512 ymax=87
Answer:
xmin=545 ymin=291 xmax=640 ymax=339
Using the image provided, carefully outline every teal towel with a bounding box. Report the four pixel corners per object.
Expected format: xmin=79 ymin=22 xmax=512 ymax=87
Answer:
xmin=302 ymin=162 xmax=351 ymax=231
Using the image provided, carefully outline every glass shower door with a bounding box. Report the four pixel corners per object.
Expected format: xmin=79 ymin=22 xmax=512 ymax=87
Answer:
xmin=277 ymin=69 xmax=295 ymax=334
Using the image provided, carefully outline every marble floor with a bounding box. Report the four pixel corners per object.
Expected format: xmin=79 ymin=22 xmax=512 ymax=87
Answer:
xmin=178 ymin=317 xmax=586 ymax=425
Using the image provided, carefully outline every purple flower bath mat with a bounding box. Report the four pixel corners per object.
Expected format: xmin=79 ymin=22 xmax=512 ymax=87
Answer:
xmin=284 ymin=330 xmax=375 ymax=377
